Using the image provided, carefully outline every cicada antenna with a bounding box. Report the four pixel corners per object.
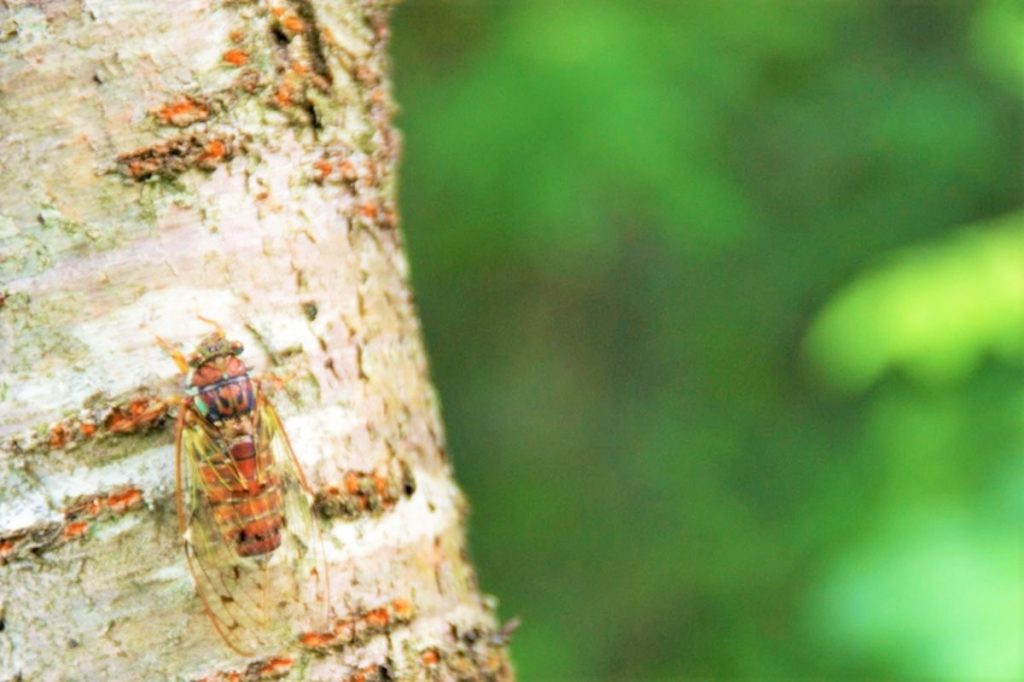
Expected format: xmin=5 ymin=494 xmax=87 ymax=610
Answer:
xmin=196 ymin=315 xmax=226 ymax=335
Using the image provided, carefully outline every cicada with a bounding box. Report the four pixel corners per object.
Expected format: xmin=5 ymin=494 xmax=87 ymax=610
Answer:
xmin=165 ymin=328 xmax=329 ymax=655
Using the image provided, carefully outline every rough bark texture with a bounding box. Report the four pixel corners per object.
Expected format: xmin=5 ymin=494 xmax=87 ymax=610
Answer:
xmin=0 ymin=1 xmax=513 ymax=680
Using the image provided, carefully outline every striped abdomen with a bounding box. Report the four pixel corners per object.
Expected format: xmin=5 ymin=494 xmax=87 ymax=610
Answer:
xmin=200 ymin=436 xmax=283 ymax=558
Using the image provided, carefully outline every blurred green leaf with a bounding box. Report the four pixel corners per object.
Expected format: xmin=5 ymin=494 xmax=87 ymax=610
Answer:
xmin=806 ymin=213 xmax=1024 ymax=390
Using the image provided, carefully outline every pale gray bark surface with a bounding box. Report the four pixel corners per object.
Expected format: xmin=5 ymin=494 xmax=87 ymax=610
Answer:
xmin=0 ymin=1 xmax=512 ymax=679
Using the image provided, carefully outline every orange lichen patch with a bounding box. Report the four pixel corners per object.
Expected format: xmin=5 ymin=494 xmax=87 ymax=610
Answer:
xmin=105 ymin=397 xmax=168 ymax=434
xmin=78 ymin=421 xmax=97 ymax=437
xmin=363 ymin=608 xmax=389 ymax=629
xmin=116 ymin=135 xmax=233 ymax=180
xmin=372 ymin=470 xmax=388 ymax=496
xmin=312 ymin=159 xmax=333 ymax=183
xmin=314 ymin=459 xmax=415 ymax=520
xmin=338 ymin=159 xmax=357 ymax=181
xmin=222 ymin=49 xmax=249 ymax=66
xmin=307 ymin=147 xmax=370 ymax=186
xmin=62 ymin=521 xmax=89 ymax=540
xmin=391 ymin=597 xmax=414 ymax=620
xmin=106 ymin=488 xmax=144 ymax=513
xmin=65 ymin=487 xmax=145 ymax=524
xmin=155 ymin=96 xmax=210 ymax=127
xmin=281 ymin=14 xmax=305 ymax=34
xmin=358 ymin=202 xmax=379 ymax=221
xmin=257 ymin=657 xmax=294 ymax=677
xmin=420 ymin=648 xmax=440 ymax=667
xmin=48 ymin=423 xmax=71 ymax=450
xmin=0 ymin=530 xmax=34 ymax=565
xmin=270 ymin=6 xmax=286 ymax=18
xmin=273 ymin=81 xmax=295 ymax=109
xmin=197 ymin=139 xmax=227 ymax=168
xmin=228 ymin=28 xmax=244 ymax=43
xmin=299 ymin=631 xmax=335 ymax=650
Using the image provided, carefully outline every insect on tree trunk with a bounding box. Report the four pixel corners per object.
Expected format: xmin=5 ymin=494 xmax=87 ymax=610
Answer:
xmin=0 ymin=1 xmax=513 ymax=680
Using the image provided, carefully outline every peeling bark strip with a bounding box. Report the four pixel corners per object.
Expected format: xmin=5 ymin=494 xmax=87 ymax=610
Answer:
xmin=0 ymin=0 xmax=511 ymax=678
xmin=314 ymin=458 xmax=415 ymax=518
xmin=198 ymin=599 xmax=414 ymax=680
xmin=1 ymin=394 xmax=170 ymax=458
xmin=155 ymin=96 xmax=213 ymax=128
xmin=195 ymin=656 xmax=297 ymax=682
xmin=416 ymin=620 xmax=518 ymax=682
xmin=0 ymin=486 xmax=145 ymax=565
xmin=116 ymin=135 xmax=234 ymax=180
xmin=298 ymin=597 xmax=414 ymax=652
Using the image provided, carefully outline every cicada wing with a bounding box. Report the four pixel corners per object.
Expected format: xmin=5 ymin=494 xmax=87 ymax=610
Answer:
xmin=176 ymin=411 xmax=292 ymax=656
xmin=256 ymin=396 xmax=332 ymax=629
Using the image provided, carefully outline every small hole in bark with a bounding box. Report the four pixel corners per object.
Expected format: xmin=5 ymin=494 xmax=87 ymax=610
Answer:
xmin=271 ymin=25 xmax=290 ymax=46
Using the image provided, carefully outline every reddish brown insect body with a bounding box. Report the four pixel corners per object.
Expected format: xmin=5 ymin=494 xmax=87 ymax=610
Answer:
xmin=186 ymin=351 xmax=284 ymax=558
xmin=170 ymin=329 xmax=328 ymax=655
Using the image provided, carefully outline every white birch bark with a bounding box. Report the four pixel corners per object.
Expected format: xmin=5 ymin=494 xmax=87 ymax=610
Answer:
xmin=0 ymin=1 xmax=512 ymax=679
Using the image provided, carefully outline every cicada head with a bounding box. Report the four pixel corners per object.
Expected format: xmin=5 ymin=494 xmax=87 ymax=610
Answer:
xmin=185 ymin=332 xmax=256 ymax=424
xmin=187 ymin=331 xmax=243 ymax=368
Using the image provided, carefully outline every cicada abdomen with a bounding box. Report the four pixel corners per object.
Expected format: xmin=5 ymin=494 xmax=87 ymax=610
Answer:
xmin=171 ymin=329 xmax=330 ymax=656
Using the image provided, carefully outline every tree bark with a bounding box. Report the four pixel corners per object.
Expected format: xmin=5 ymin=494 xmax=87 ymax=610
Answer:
xmin=0 ymin=1 xmax=512 ymax=680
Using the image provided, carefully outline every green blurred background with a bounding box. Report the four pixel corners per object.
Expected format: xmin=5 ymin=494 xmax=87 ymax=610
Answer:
xmin=391 ymin=2 xmax=1024 ymax=680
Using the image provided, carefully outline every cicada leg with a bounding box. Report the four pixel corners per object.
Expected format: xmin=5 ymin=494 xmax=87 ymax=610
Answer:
xmin=148 ymin=329 xmax=190 ymax=374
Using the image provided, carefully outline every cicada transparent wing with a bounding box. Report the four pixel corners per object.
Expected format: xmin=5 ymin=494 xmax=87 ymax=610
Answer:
xmin=175 ymin=395 xmax=330 ymax=656
xmin=255 ymin=394 xmax=331 ymax=626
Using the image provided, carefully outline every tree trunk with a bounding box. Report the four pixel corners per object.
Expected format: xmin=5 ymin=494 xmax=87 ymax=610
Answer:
xmin=0 ymin=1 xmax=512 ymax=680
